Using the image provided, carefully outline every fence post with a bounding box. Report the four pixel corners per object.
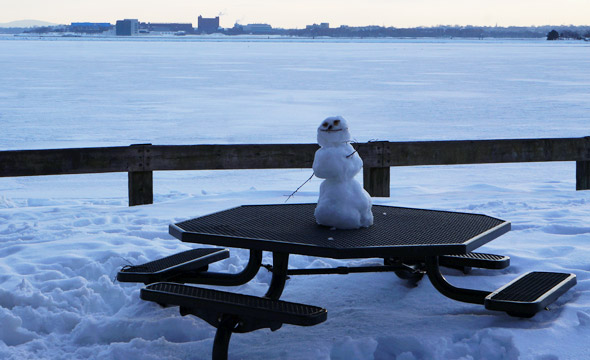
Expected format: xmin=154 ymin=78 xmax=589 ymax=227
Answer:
xmin=128 ymin=144 xmax=153 ymax=206
xmin=363 ymin=166 xmax=390 ymax=197
xmin=576 ymin=161 xmax=590 ymax=190
xmin=361 ymin=141 xmax=390 ymax=197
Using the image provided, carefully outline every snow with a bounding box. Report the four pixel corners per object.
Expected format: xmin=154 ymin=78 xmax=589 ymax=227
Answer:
xmin=1 ymin=37 xmax=589 ymax=359
xmin=314 ymin=116 xmax=373 ymax=229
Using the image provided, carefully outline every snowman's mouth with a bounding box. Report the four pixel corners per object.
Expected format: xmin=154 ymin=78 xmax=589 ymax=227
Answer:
xmin=320 ymin=129 xmax=344 ymax=132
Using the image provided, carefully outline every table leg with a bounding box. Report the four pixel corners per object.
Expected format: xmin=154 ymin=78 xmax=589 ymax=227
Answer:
xmin=212 ymin=315 xmax=239 ymax=360
xmin=265 ymin=252 xmax=289 ymax=300
xmin=425 ymin=256 xmax=490 ymax=305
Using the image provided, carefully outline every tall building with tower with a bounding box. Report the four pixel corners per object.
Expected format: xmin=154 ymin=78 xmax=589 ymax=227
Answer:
xmin=116 ymin=19 xmax=139 ymax=36
xmin=198 ymin=16 xmax=220 ymax=34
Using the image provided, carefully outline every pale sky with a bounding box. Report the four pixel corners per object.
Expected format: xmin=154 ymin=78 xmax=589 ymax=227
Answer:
xmin=2 ymin=0 xmax=589 ymax=28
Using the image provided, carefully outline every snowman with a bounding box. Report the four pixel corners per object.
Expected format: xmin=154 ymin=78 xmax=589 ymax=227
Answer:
xmin=313 ymin=116 xmax=373 ymax=229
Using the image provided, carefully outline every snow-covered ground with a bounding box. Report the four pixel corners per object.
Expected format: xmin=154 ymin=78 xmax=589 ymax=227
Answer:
xmin=0 ymin=37 xmax=589 ymax=359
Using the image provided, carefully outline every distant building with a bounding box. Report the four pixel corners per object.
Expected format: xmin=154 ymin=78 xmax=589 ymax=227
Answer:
xmin=357 ymin=26 xmax=381 ymax=31
xmin=69 ymin=22 xmax=112 ymax=33
xmin=116 ymin=19 xmax=139 ymax=36
xmin=198 ymin=16 xmax=220 ymax=34
xmin=306 ymin=23 xmax=329 ymax=30
xmin=243 ymin=23 xmax=273 ymax=34
xmin=140 ymin=22 xmax=194 ymax=34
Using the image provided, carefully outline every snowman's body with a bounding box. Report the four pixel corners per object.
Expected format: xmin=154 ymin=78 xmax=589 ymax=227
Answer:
xmin=313 ymin=116 xmax=373 ymax=229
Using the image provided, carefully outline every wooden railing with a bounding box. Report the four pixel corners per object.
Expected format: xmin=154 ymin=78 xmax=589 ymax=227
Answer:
xmin=1 ymin=137 xmax=589 ymax=206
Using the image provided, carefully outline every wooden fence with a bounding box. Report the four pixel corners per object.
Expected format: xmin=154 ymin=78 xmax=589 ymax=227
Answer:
xmin=1 ymin=137 xmax=589 ymax=206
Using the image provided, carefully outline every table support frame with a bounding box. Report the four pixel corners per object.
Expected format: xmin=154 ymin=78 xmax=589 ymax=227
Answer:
xmin=212 ymin=315 xmax=239 ymax=360
xmin=265 ymin=252 xmax=289 ymax=299
xmin=425 ymin=256 xmax=491 ymax=304
xmin=174 ymin=249 xmax=263 ymax=286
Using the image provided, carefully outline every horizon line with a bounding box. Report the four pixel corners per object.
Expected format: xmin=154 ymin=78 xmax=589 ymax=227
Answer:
xmin=2 ymin=18 xmax=590 ymax=29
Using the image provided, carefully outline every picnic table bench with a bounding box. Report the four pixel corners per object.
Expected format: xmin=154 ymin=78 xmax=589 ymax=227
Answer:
xmin=118 ymin=204 xmax=576 ymax=360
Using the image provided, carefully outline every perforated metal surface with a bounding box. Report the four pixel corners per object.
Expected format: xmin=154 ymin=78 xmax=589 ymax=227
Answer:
xmin=123 ymin=248 xmax=225 ymax=274
xmin=171 ymin=204 xmax=509 ymax=259
xmin=445 ymin=252 xmax=507 ymax=261
xmin=142 ymin=282 xmax=327 ymax=326
xmin=490 ymin=272 xmax=572 ymax=302
xmin=439 ymin=252 xmax=510 ymax=269
xmin=117 ymin=248 xmax=228 ymax=283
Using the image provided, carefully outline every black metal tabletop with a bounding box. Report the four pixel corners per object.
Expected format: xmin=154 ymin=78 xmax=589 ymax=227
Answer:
xmin=169 ymin=204 xmax=510 ymax=259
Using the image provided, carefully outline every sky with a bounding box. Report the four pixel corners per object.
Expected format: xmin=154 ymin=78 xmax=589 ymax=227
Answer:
xmin=1 ymin=0 xmax=589 ymax=28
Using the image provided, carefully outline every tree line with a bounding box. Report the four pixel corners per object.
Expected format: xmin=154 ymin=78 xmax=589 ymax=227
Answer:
xmin=547 ymin=29 xmax=589 ymax=40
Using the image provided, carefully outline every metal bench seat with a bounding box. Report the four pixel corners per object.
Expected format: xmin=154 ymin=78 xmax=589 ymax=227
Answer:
xmin=117 ymin=248 xmax=229 ymax=284
xmin=439 ymin=252 xmax=510 ymax=273
xmin=141 ymin=282 xmax=327 ymax=360
xmin=485 ymin=271 xmax=577 ymax=317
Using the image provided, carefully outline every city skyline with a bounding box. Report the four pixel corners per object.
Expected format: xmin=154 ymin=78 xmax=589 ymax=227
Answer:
xmin=2 ymin=0 xmax=590 ymax=28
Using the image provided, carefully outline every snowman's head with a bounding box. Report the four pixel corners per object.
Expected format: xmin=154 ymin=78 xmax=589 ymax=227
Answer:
xmin=317 ymin=116 xmax=352 ymax=147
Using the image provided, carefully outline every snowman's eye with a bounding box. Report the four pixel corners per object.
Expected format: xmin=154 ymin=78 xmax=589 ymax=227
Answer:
xmin=322 ymin=122 xmax=329 ymax=127
xmin=333 ymin=120 xmax=340 ymax=126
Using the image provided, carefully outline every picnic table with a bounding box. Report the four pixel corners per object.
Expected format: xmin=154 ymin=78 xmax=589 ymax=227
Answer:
xmin=118 ymin=203 xmax=576 ymax=360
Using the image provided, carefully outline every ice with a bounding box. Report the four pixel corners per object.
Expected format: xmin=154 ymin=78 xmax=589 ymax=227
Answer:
xmin=0 ymin=37 xmax=589 ymax=359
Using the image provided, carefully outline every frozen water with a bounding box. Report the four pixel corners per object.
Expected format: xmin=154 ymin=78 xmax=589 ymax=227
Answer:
xmin=0 ymin=37 xmax=589 ymax=359
xmin=1 ymin=37 xmax=589 ymax=151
